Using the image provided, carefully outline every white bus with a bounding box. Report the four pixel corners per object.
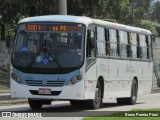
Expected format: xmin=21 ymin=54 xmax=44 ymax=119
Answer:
xmin=11 ymin=15 xmax=153 ymax=109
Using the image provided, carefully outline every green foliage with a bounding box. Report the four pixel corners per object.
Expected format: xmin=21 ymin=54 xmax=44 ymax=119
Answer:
xmin=12 ymin=13 xmax=25 ymax=27
xmin=151 ymin=1 xmax=160 ymax=22
xmin=83 ymin=109 xmax=160 ymax=120
xmin=0 ymin=0 xmax=160 ymax=41
xmin=83 ymin=117 xmax=160 ymax=120
xmin=139 ymin=20 xmax=160 ymax=36
xmin=0 ymin=0 xmax=156 ymax=26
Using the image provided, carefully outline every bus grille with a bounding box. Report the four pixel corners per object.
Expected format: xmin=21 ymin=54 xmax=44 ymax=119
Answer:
xmin=25 ymin=80 xmax=66 ymax=87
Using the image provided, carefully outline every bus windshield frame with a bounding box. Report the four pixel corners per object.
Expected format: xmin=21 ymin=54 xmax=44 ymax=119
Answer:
xmin=11 ymin=22 xmax=86 ymax=74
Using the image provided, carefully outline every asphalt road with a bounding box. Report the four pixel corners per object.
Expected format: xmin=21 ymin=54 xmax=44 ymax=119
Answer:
xmin=0 ymin=93 xmax=160 ymax=120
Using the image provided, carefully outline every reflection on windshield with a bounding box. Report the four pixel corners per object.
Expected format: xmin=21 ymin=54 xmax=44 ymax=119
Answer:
xmin=12 ymin=23 xmax=85 ymax=74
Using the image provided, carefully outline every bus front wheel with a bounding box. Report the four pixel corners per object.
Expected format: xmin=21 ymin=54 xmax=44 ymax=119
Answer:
xmin=28 ymin=98 xmax=43 ymax=110
xmin=87 ymin=81 xmax=102 ymax=109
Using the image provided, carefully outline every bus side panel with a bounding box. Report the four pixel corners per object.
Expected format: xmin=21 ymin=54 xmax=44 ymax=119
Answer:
xmin=130 ymin=61 xmax=153 ymax=95
xmin=85 ymin=58 xmax=133 ymax=99
xmin=96 ymin=58 xmax=110 ymax=98
xmin=85 ymin=58 xmax=109 ymax=99
xmin=85 ymin=58 xmax=153 ymax=100
xmin=107 ymin=59 xmax=131 ymax=98
xmin=85 ymin=62 xmax=97 ymax=99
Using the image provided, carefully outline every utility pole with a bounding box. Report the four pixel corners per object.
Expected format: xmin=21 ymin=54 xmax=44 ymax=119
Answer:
xmin=59 ymin=0 xmax=67 ymax=15
xmin=132 ymin=4 xmax=134 ymax=26
xmin=131 ymin=0 xmax=137 ymax=26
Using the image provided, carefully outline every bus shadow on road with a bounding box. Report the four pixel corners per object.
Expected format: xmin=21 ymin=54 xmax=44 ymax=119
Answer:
xmin=0 ymin=102 xmax=144 ymax=113
xmin=32 ymin=102 xmax=144 ymax=112
xmin=32 ymin=103 xmax=90 ymax=112
xmin=101 ymin=102 xmax=144 ymax=109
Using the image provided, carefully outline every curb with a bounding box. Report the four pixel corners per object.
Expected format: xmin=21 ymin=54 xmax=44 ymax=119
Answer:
xmin=0 ymin=90 xmax=10 ymax=93
xmin=0 ymin=93 xmax=11 ymax=101
xmin=151 ymin=87 xmax=160 ymax=93
xmin=0 ymin=91 xmax=27 ymax=106
xmin=0 ymin=99 xmax=28 ymax=106
xmin=152 ymin=89 xmax=160 ymax=93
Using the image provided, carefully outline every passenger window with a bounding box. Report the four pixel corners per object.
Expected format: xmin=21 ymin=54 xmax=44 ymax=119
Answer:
xmin=119 ymin=31 xmax=128 ymax=58
xmin=140 ymin=34 xmax=147 ymax=59
xmin=109 ymin=29 xmax=118 ymax=57
xmin=96 ymin=27 xmax=106 ymax=56
xmin=130 ymin=33 xmax=137 ymax=59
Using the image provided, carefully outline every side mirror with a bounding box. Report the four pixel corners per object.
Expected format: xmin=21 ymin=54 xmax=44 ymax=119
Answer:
xmin=90 ymin=37 xmax=95 ymax=48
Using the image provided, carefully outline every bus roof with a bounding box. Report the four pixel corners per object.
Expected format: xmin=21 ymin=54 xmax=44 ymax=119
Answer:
xmin=19 ymin=15 xmax=151 ymax=35
xmin=93 ymin=19 xmax=152 ymax=35
xmin=19 ymin=15 xmax=94 ymax=25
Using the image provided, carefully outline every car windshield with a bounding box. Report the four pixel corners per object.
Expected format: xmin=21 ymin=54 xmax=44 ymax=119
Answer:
xmin=12 ymin=23 xmax=85 ymax=74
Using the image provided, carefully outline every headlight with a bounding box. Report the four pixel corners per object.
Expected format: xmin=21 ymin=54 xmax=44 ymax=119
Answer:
xmin=71 ymin=77 xmax=77 ymax=84
xmin=76 ymin=74 xmax=82 ymax=80
xmin=68 ymin=74 xmax=83 ymax=85
xmin=11 ymin=72 xmax=22 ymax=84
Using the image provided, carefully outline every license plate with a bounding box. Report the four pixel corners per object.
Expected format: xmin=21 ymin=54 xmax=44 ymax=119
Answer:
xmin=38 ymin=88 xmax=51 ymax=95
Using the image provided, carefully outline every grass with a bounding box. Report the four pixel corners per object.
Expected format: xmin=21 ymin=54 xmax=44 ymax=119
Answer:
xmin=83 ymin=109 xmax=160 ymax=120
xmin=83 ymin=117 xmax=160 ymax=120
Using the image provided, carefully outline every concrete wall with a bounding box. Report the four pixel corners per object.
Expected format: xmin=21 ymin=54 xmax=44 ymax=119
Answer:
xmin=153 ymin=37 xmax=160 ymax=67
xmin=0 ymin=41 xmax=11 ymax=70
xmin=153 ymin=37 xmax=160 ymax=87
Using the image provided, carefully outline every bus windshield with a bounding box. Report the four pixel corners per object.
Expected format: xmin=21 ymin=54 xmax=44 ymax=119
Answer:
xmin=12 ymin=23 xmax=85 ymax=74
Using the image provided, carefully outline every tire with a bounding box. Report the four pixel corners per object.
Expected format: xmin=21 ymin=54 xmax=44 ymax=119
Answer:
xmin=116 ymin=79 xmax=138 ymax=105
xmin=87 ymin=81 xmax=102 ymax=109
xmin=127 ymin=79 xmax=138 ymax=105
xmin=28 ymin=99 xmax=43 ymax=110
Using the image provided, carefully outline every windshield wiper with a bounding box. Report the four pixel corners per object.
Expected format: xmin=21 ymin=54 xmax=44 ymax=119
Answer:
xmin=44 ymin=39 xmax=62 ymax=68
xmin=46 ymin=48 xmax=62 ymax=68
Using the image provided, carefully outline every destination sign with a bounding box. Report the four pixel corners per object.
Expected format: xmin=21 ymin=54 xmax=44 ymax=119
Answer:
xmin=26 ymin=24 xmax=82 ymax=32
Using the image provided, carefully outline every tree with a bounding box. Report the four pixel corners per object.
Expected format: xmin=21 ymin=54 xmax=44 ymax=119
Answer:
xmin=139 ymin=20 xmax=160 ymax=36
xmin=0 ymin=0 xmax=159 ymax=41
xmin=151 ymin=1 xmax=160 ymax=23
